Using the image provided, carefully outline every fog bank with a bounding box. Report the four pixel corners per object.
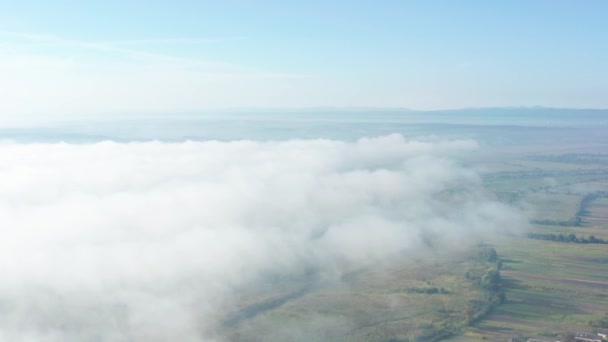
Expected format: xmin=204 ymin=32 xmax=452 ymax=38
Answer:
xmin=0 ymin=134 xmax=524 ymax=341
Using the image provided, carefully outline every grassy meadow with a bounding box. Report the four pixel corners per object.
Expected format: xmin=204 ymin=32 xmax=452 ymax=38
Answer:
xmin=222 ymin=252 xmax=497 ymax=342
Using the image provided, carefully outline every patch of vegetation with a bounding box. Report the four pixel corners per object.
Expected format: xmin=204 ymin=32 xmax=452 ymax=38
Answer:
xmin=530 ymin=218 xmax=580 ymax=226
xmin=404 ymin=286 xmax=449 ymax=294
xmin=462 ymin=248 xmax=505 ymax=326
xmin=479 ymin=247 xmax=499 ymax=263
xmin=464 ymin=234 xmax=608 ymax=341
xmin=525 ymin=153 xmax=608 ymax=165
xmin=588 ymin=312 xmax=608 ymax=328
xmin=527 ymin=232 xmax=607 ymax=244
xmin=531 ymin=191 xmax=608 ymax=227
xmin=574 ymin=191 xmax=608 ymax=225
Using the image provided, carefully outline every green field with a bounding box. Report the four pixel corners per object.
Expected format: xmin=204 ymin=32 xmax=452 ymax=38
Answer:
xmin=454 ymin=152 xmax=608 ymax=341
xmin=221 ymin=253 xmax=498 ymax=342
xmin=219 ymin=151 xmax=608 ymax=342
xmin=582 ymin=197 xmax=608 ymax=228
xmin=461 ymin=235 xmax=608 ymax=341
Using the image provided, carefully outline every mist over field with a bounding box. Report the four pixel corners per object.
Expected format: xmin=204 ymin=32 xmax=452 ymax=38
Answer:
xmin=0 ymin=133 xmax=525 ymax=341
xmin=2 ymin=1 xmax=607 ymax=339
xmin=3 ymin=108 xmax=608 ymax=145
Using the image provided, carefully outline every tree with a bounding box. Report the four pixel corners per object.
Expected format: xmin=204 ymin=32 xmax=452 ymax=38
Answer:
xmin=590 ymin=312 xmax=608 ymax=328
xmin=480 ymin=268 xmax=501 ymax=291
xmin=562 ymin=332 xmax=576 ymax=342
xmin=463 ymin=303 xmax=475 ymax=323
xmin=479 ymin=247 xmax=498 ymax=262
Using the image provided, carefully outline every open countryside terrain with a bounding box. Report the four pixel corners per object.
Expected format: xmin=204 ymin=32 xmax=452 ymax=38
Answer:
xmin=461 ymin=236 xmax=608 ymax=341
xmin=217 ymin=148 xmax=608 ymax=342
xmin=582 ymin=197 xmax=608 ymax=228
xmin=453 ymin=151 xmax=608 ymax=341
xmin=221 ymin=251 xmax=499 ymax=342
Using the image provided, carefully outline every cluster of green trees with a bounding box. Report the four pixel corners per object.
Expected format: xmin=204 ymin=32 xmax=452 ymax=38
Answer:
xmin=526 ymin=153 xmax=608 ymax=165
xmin=485 ymin=169 xmax=608 ymax=183
xmin=532 ymin=190 xmax=608 ymax=227
xmin=589 ymin=312 xmax=608 ymax=328
xmin=478 ymin=246 xmax=498 ymax=262
xmin=530 ymin=218 xmax=579 ymax=226
xmin=480 ymin=268 xmax=502 ymax=291
xmin=527 ymin=232 xmax=606 ymax=244
xmin=408 ymin=247 xmax=507 ymax=342
xmin=576 ymin=191 xmax=608 ymax=220
xmin=462 ymin=247 xmax=505 ymax=325
xmin=405 ymin=286 xmax=449 ymax=294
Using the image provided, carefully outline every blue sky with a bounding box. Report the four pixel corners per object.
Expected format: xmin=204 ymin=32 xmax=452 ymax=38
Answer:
xmin=1 ymin=0 xmax=607 ymax=118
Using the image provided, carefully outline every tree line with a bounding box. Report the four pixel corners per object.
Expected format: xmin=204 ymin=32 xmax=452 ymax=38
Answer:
xmin=532 ymin=190 xmax=608 ymax=227
xmin=527 ymin=232 xmax=606 ymax=244
xmin=410 ymin=247 xmax=507 ymax=342
xmin=462 ymin=247 xmax=505 ymax=325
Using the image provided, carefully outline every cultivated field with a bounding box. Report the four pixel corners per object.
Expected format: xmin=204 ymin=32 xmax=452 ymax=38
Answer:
xmin=458 ymin=235 xmax=608 ymax=341
xmin=452 ymin=151 xmax=608 ymax=341
xmin=582 ymin=197 xmax=608 ymax=228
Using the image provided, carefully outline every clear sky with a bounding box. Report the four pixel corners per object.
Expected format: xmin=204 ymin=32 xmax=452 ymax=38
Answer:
xmin=1 ymin=0 xmax=607 ymax=118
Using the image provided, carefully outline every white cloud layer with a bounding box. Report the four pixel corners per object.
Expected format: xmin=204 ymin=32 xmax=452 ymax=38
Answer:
xmin=0 ymin=135 xmax=524 ymax=341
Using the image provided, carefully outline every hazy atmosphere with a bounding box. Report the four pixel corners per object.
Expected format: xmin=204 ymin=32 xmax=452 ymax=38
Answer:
xmin=1 ymin=1 xmax=608 ymax=342
xmin=1 ymin=0 xmax=608 ymax=121
xmin=0 ymin=135 xmax=525 ymax=341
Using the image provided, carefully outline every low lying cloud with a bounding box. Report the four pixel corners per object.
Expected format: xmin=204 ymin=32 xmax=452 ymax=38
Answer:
xmin=0 ymin=134 xmax=524 ymax=341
